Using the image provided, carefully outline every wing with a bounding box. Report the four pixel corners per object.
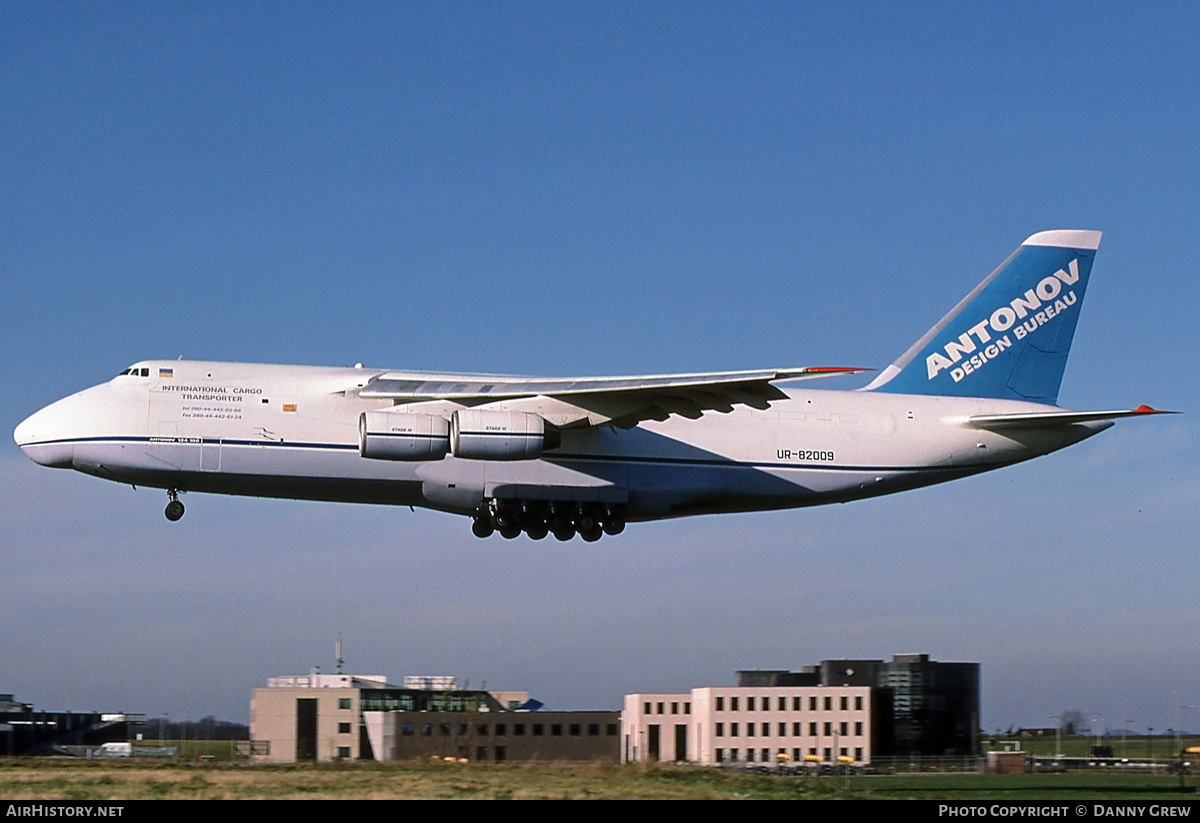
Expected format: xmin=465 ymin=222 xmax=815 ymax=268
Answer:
xmin=358 ymin=366 xmax=869 ymax=428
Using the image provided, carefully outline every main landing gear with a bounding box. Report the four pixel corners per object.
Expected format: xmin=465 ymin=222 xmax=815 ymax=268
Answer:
xmin=472 ymin=500 xmax=625 ymax=542
xmin=164 ymin=489 xmax=185 ymax=522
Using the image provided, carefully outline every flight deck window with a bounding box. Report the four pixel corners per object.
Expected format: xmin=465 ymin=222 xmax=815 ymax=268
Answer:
xmin=140 ymin=368 xmax=149 ymax=376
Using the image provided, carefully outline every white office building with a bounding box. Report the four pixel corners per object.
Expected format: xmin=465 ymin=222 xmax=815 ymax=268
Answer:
xmin=622 ymin=685 xmax=875 ymax=766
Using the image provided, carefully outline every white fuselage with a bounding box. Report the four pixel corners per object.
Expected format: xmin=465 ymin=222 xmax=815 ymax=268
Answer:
xmin=14 ymin=360 xmax=1107 ymax=523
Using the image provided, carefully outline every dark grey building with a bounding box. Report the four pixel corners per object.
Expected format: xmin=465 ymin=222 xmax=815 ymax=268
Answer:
xmin=383 ymin=710 xmax=619 ymax=762
xmin=0 ymin=693 xmax=138 ymax=756
xmin=739 ymin=652 xmax=980 ymax=757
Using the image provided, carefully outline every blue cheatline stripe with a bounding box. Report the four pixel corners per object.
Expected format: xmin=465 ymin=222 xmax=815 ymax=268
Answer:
xmin=23 ymin=435 xmax=1007 ymax=474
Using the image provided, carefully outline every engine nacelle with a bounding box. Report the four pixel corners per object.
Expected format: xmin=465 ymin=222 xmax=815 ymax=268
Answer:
xmin=359 ymin=411 xmax=450 ymax=461
xmin=450 ymin=409 xmax=559 ymax=460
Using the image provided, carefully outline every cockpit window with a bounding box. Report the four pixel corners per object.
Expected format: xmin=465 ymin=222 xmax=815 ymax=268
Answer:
xmin=116 ymin=366 xmax=151 ymax=377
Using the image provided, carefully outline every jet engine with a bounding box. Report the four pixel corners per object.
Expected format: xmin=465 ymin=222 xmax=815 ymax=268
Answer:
xmin=358 ymin=411 xmax=450 ymax=460
xmin=450 ymin=409 xmax=560 ymax=460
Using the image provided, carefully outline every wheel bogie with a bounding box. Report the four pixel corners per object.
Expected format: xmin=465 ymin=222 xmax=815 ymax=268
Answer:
xmin=472 ymin=499 xmax=626 ymax=541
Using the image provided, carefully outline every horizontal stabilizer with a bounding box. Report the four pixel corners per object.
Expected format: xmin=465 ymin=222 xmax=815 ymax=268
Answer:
xmin=967 ymin=405 xmax=1178 ymax=430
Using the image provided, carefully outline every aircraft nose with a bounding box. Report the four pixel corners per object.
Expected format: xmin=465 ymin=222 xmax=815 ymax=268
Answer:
xmin=14 ymin=402 xmax=76 ymax=468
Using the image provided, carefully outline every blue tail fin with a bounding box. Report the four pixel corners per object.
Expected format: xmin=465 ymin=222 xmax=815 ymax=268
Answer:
xmin=865 ymin=230 xmax=1100 ymax=405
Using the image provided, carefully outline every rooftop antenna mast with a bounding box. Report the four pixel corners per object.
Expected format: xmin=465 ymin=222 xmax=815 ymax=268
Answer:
xmin=335 ymin=634 xmax=344 ymax=675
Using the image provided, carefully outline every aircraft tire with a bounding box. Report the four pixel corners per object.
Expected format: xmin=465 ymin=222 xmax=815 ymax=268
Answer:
xmin=471 ymin=518 xmax=494 ymax=538
xmin=164 ymin=500 xmax=185 ymax=522
xmin=580 ymin=527 xmax=602 ymax=543
xmin=525 ymin=523 xmax=548 ymax=540
xmin=602 ymin=517 xmax=625 ymax=535
xmin=499 ymin=523 xmax=522 ymax=539
xmin=553 ymin=528 xmax=575 ymax=542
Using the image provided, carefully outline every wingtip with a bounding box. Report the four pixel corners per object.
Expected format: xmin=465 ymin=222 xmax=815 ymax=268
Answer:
xmin=1133 ymin=404 xmax=1180 ymax=415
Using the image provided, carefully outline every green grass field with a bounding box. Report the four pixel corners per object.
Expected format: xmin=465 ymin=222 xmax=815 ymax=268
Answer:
xmin=1 ymin=759 xmax=1197 ymax=800
xmin=993 ymin=735 xmax=1200 ymax=761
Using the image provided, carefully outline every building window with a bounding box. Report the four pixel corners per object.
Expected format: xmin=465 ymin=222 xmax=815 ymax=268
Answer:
xmin=731 ymin=697 xmax=739 ymax=711
xmin=778 ymin=697 xmax=786 ymax=711
xmin=515 ymin=724 xmax=526 ymax=736
xmin=823 ymin=747 xmax=831 ymax=761
xmin=533 ymin=724 xmax=544 ymax=736
xmin=338 ymin=722 xmax=351 ymax=734
xmin=671 ymin=702 xmax=678 ymax=715
xmin=855 ymin=696 xmax=863 ymax=711
xmin=716 ymin=723 xmax=724 ymax=737
xmin=338 ymin=698 xmax=351 ymax=710
xmin=477 ymin=746 xmax=488 ymax=761
xmin=552 ymin=724 xmax=563 ymax=736
xmin=644 ymin=702 xmax=651 ymax=714
xmin=855 ymin=722 xmax=862 ymax=736
xmin=793 ymin=696 xmax=801 ymax=711
xmin=809 ymin=696 xmax=817 ymax=711
xmin=855 ymin=747 xmax=863 ymax=762
xmin=840 ymin=696 xmax=848 ymax=711
xmin=607 ymin=724 xmax=618 ymax=736
xmin=747 ymin=749 xmax=755 ymax=762
xmin=657 ymin=702 xmax=664 ymax=714
xmin=747 ymin=723 xmax=755 ymax=737
xmin=762 ymin=748 xmax=769 ymax=762
xmin=588 ymin=724 xmax=599 ymax=736
xmin=824 ymin=696 xmax=831 ymax=711
xmin=422 ymin=724 xmax=432 ymax=737
xmin=495 ymin=724 xmax=507 ymax=736
xmin=685 ymin=703 xmax=691 ymax=715
xmin=779 ymin=722 xmax=787 ymax=736
xmin=458 ymin=724 xmax=468 ymax=736
xmin=809 ymin=722 xmax=817 ymax=736
xmin=762 ymin=723 xmax=769 ymax=737
xmin=716 ymin=696 xmax=724 ymax=711
xmin=440 ymin=723 xmax=451 ymax=736
xmin=730 ymin=748 xmax=738 ymax=762
xmin=570 ymin=724 xmax=581 ymax=736
xmin=731 ymin=723 xmax=739 ymax=737
xmin=793 ymin=722 xmax=802 ymax=736
xmin=824 ymin=722 xmax=832 ymax=736
xmin=402 ymin=723 xmax=414 ymax=736
xmin=477 ymin=724 xmax=489 ymax=736
xmin=337 ymin=746 xmax=350 ymax=758
xmin=748 ymin=697 xmax=755 ymax=711
xmin=840 ymin=722 xmax=848 ymax=736
xmin=715 ymin=748 xmax=724 ymax=763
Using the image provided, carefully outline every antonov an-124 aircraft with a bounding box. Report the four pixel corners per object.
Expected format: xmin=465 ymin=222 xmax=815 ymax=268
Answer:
xmin=14 ymin=230 xmax=1172 ymax=541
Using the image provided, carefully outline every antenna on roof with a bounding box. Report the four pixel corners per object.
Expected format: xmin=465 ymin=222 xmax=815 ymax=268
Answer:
xmin=335 ymin=633 xmax=344 ymax=675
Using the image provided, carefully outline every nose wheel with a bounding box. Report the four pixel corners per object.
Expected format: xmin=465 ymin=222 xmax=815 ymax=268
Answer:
xmin=164 ymin=490 xmax=185 ymax=522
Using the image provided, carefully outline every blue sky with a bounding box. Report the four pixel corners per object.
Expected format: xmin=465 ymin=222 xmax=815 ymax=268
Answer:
xmin=2 ymin=3 xmax=1197 ymax=733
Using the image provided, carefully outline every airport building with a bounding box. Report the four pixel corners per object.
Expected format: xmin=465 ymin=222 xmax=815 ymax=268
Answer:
xmin=0 ymin=693 xmax=141 ymax=756
xmin=249 ymin=652 xmax=976 ymax=765
xmin=249 ymin=673 xmax=619 ymax=763
xmin=622 ymin=686 xmax=880 ymax=765
xmin=622 ymin=653 xmax=979 ymax=764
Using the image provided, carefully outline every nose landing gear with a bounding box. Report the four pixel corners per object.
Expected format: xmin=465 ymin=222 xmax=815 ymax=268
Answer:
xmin=164 ymin=490 xmax=185 ymax=522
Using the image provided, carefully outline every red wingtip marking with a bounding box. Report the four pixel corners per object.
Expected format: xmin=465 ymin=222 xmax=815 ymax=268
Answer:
xmin=1134 ymin=404 xmax=1156 ymax=413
